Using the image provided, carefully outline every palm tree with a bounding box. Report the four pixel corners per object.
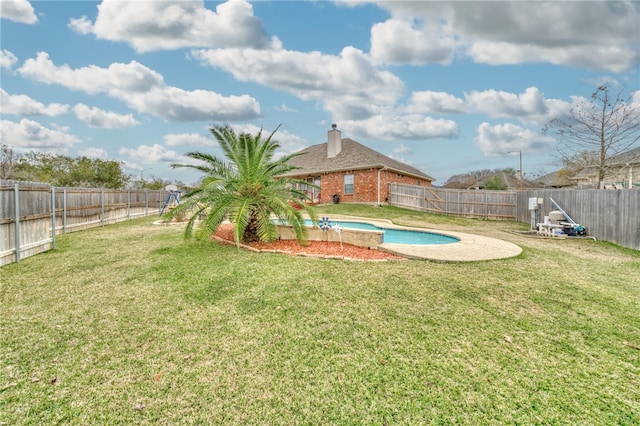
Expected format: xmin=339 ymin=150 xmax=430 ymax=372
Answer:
xmin=168 ymin=125 xmax=317 ymax=245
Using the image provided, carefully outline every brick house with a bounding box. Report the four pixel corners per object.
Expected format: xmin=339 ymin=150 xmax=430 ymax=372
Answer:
xmin=280 ymin=124 xmax=433 ymax=205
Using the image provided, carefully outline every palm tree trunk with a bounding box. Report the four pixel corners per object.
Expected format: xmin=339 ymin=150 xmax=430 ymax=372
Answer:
xmin=242 ymin=211 xmax=261 ymax=243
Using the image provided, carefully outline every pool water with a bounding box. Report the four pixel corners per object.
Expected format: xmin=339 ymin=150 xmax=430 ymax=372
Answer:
xmin=278 ymin=219 xmax=459 ymax=245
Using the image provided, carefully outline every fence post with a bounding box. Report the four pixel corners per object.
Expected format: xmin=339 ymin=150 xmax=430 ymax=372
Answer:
xmin=127 ymin=189 xmax=131 ymax=220
xmin=13 ymin=184 xmax=21 ymax=263
xmin=63 ymin=188 xmax=67 ymax=234
xmin=445 ymin=190 xmax=449 ymax=217
xmin=145 ymin=190 xmax=149 ymax=216
xmin=51 ymin=186 xmax=57 ymax=250
xmin=101 ymin=189 xmax=105 ymax=227
xmin=485 ymin=191 xmax=488 ymax=219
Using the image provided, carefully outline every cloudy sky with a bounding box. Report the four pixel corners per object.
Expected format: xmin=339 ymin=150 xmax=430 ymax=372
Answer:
xmin=1 ymin=0 xmax=639 ymax=185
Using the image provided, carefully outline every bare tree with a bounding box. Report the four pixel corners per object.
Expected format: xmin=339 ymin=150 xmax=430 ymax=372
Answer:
xmin=0 ymin=144 xmax=17 ymax=179
xmin=543 ymin=84 xmax=640 ymax=188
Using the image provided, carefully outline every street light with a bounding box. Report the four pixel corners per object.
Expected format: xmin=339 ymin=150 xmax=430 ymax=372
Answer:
xmin=508 ymin=151 xmax=523 ymax=189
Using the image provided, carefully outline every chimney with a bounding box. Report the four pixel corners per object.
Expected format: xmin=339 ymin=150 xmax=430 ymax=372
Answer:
xmin=327 ymin=123 xmax=342 ymax=158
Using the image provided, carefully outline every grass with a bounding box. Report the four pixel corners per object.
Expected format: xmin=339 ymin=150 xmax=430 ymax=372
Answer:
xmin=1 ymin=205 xmax=639 ymax=425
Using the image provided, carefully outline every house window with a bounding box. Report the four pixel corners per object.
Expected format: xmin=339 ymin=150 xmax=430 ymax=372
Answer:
xmin=344 ymin=174 xmax=354 ymax=194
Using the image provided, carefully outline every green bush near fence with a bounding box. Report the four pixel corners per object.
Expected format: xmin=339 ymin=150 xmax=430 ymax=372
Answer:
xmin=1 ymin=205 xmax=639 ymax=424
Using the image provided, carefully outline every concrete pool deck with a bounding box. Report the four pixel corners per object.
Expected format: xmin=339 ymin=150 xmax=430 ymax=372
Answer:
xmin=379 ymin=231 xmax=522 ymax=262
xmin=324 ymin=215 xmax=523 ymax=262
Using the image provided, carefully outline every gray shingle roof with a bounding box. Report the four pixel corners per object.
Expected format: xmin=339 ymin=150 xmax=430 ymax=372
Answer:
xmin=534 ymin=171 xmax=574 ymax=188
xmin=608 ymin=146 xmax=640 ymax=166
xmin=281 ymin=138 xmax=433 ymax=181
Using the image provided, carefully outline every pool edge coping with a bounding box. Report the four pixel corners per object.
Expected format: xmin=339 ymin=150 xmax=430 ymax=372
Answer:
xmin=309 ymin=214 xmax=523 ymax=262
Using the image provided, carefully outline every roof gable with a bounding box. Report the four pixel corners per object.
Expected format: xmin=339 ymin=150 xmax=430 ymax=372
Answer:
xmin=283 ymin=138 xmax=433 ymax=181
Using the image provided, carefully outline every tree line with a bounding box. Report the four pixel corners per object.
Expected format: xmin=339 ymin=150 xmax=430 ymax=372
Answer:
xmin=0 ymin=145 xmax=172 ymax=189
xmin=0 ymin=146 xmax=131 ymax=188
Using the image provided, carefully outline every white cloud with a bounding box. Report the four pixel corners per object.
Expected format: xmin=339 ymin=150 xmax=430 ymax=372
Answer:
xmin=228 ymin=123 xmax=309 ymax=156
xmin=17 ymin=52 xmax=163 ymax=94
xmin=458 ymin=2 xmax=639 ymax=73
xmin=341 ymin=114 xmax=459 ymax=141
xmin=72 ymin=104 xmax=140 ymax=129
xmin=163 ymin=133 xmax=214 ymax=147
xmin=193 ymin=44 xmax=404 ymax=121
xmin=17 ymin=52 xmax=261 ymax=122
xmin=370 ymin=17 xmax=456 ymax=65
xmin=119 ymin=144 xmax=185 ymax=163
xmin=467 ymin=42 xmax=635 ymax=74
xmin=1 ymin=89 xmax=70 ymax=116
xmin=275 ymin=104 xmax=297 ymax=113
xmin=78 ymin=147 xmax=109 ymax=159
xmin=0 ymin=0 xmax=37 ymax=24
xmin=122 ymin=160 xmax=145 ymax=174
xmin=466 ymin=87 xmax=549 ymax=118
xmin=67 ymin=16 xmax=93 ymax=35
xmin=466 ymin=87 xmax=575 ymax=128
xmin=0 ymin=49 xmax=18 ymax=69
xmin=70 ymin=0 xmax=271 ymax=53
xmin=0 ymin=118 xmax=81 ymax=149
xmin=367 ymin=1 xmax=639 ymax=73
xmin=475 ymin=122 xmax=555 ymax=157
xmin=405 ymin=91 xmax=466 ymax=115
xmin=393 ymin=144 xmax=412 ymax=155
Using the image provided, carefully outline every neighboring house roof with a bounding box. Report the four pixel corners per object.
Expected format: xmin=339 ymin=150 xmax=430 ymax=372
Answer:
xmin=281 ymin=138 xmax=434 ymax=181
xmin=608 ymin=146 xmax=640 ymax=166
xmin=535 ymin=170 xmax=574 ymax=188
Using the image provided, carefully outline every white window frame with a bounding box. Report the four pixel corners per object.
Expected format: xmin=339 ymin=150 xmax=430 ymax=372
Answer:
xmin=343 ymin=174 xmax=354 ymax=194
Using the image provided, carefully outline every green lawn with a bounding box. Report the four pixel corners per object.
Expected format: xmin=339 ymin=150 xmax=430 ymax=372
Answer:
xmin=1 ymin=205 xmax=639 ymax=425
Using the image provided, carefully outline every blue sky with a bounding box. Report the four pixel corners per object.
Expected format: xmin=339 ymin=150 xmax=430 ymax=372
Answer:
xmin=1 ymin=0 xmax=639 ymax=185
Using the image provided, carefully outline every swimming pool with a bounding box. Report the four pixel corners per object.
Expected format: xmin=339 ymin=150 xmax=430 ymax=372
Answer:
xmin=277 ymin=219 xmax=459 ymax=245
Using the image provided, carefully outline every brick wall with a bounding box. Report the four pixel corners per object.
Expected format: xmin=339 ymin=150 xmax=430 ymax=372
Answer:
xmin=304 ymin=168 xmax=431 ymax=204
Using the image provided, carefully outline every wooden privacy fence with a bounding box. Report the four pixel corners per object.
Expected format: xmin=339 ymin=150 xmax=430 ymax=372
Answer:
xmin=389 ymin=184 xmax=518 ymax=220
xmin=389 ymin=183 xmax=640 ymax=251
xmin=0 ymin=181 xmax=167 ymax=266
xmin=513 ymin=189 xmax=640 ymax=251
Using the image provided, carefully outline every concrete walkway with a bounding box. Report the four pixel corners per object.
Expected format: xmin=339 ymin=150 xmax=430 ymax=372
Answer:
xmin=327 ymin=215 xmax=523 ymax=262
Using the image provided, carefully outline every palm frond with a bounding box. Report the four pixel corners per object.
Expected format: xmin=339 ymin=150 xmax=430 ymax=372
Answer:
xmin=174 ymin=124 xmax=315 ymax=244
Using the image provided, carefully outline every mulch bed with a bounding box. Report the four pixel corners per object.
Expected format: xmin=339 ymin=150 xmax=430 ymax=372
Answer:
xmin=213 ymin=223 xmax=405 ymax=261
